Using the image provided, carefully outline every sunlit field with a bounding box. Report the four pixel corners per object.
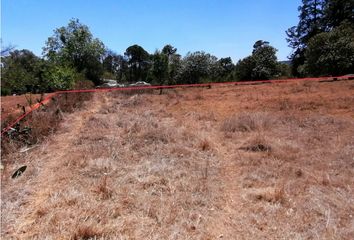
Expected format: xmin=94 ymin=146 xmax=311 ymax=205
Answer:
xmin=2 ymin=80 xmax=354 ymax=239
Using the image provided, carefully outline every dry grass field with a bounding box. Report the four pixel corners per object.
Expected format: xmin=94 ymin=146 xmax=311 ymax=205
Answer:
xmin=1 ymin=94 xmax=45 ymax=121
xmin=1 ymin=80 xmax=354 ymax=239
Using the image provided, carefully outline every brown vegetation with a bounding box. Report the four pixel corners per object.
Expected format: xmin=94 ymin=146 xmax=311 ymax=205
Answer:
xmin=1 ymin=93 xmax=45 ymax=121
xmin=1 ymin=92 xmax=92 ymax=156
xmin=1 ymin=80 xmax=354 ymax=239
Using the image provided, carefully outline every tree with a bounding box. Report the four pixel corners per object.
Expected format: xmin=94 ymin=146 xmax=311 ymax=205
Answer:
xmin=304 ymin=24 xmax=354 ymax=76
xmin=114 ymin=55 xmax=129 ymax=82
xmin=43 ymin=19 xmax=105 ymax=84
xmin=176 ymin=52 xmax=235 ymax=83
xmin=217 ymin=57 xmax=235 ymax=81
xmin=168 ymin=53 xmax=182 ymax=84
xmin=278 ymin=62 xmax=292 ymax=78
xmin=235 ymin=41 xmax=280 ymax=80
xmin=124 ymin=44 xmax=150 ymax=82
xmin=286 ymin=0 xmax=354 ymax=76
xmin=177 ymin=51 xmax=219 ymax=84
xmin=160 ymin=44 xmax=181 ymax=84
xmin=1 ymin=49 xmax=42 ymax=94
xmin=234 ymin=56 xmax=255 ymax=81
xmin=253 ymin=40 xmax=270 ymax=52
xmin=148 ymin=51 xmax=169 ymax=93
xmin=323 ymin=0 xmax=354 ymax=29
xmin=102 ymin=50 xmax=117 ymax=77
xmin=286 ymin=0 xmax=326 ymax=76
xmin=162 ymin=44 xmax=177 ymax=57
xmin=1 ymin=40 xmax=15 ymax=57
xmin=251 ymin=41 xmax=280 ymax=80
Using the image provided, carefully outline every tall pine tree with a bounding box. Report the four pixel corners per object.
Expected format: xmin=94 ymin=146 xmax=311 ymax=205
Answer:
xmin=286 ymin=0 xmax=326 ymax=76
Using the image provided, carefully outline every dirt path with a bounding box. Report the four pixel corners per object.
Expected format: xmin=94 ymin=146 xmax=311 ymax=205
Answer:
xmin=2 ymin=94 xmax=107 ymax=237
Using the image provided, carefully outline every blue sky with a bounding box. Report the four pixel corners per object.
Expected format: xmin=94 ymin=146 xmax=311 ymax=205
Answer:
xmin=1 ymin=0 xmax=301 ymax=61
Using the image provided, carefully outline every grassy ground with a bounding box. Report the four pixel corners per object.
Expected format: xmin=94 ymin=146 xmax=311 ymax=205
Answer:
xmin=1 ymin=80 xmax=354 ymax=239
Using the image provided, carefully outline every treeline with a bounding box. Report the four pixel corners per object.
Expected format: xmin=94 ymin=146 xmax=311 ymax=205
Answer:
xmin=1 ymin=19 xmax=287 ymax=95
xmin=1 ymin=0 xmax=353 ymax=95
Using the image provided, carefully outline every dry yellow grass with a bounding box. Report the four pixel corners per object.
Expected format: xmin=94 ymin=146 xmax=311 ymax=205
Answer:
xmin=1 ymin=80 xmax=354 ymax=239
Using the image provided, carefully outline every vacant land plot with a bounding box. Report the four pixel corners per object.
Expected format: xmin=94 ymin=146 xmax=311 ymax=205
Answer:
xmin=1 ymin=80 xmax=354 ymax=239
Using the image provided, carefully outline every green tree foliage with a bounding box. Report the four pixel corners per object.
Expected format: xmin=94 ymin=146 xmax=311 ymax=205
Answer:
xmin=1 ymin=49 xmax=42 ymax=94
xmin=286 ymin=0 xmax=326 ymax=76
xmin=251 ymin=41 xmax=280 ymax=79
xmin=167 ymin=53 xmax=182 ymax=84
xmin=148 ymin=50 xmax=169 ymax=85
xmin=161 ymin=44 xmax=181 ymax=84
xmin=103 ymin=50 xmax=118 ymax=78
xmin=235 ymin=41 xmax=280 ymax=80
xmin=42 ymin=64 xmax=76 ymax=90
xmin=43 ymin=19 xmax=105 ymax=84
xmin=278 ymin=62 xmax=292 ymax=78
xmin=323 ymin=0 xmax=354 ymax=28
xmin=234 ymin=56 xmax=255 ymax=81
xmin=287 ymin=0 xmax=354 ymax=76
xmin=218 ymin=57 xmax=235 ymax=78
xmin=175 ymin=52 xmax=235 ymax=84
xmin=162 ymin=44 xmax=177 ymax=56
xmin=286 ymin=0 xmax=326 ymax=48
xmin=177 ymin=51 xmax=220 ymax=84
xmin=124 ymin=44 xmax=150 ymax=82
xmin=304 ymin=25 xmax=354 ymax=76
xmin=114 ymin=55 xmax=129 ymax=83
xmin=102 ymin=50 xmax=129 ymax=82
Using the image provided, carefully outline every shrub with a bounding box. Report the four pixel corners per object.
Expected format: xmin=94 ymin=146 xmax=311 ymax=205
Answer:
xmin=1 ymin=87 xmax=11 ymax=96
xmin=43 ymin=65 xmax=76 ymax=91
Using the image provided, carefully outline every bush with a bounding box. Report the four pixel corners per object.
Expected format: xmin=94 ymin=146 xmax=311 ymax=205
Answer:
xmin=43 ymin=65 xmax=76 ymax=91
xmin=1 ymin=88 xmax=11 ymax=96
